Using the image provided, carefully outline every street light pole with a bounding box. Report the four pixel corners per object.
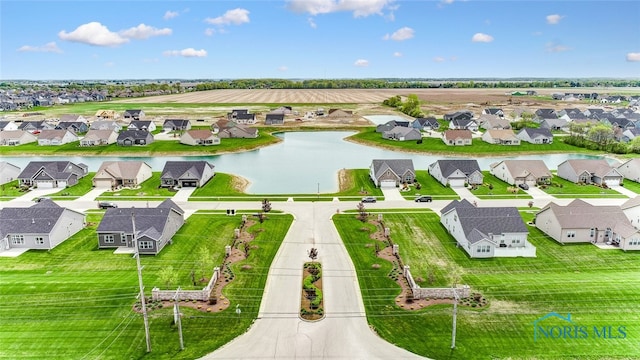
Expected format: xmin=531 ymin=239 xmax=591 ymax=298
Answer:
xmin=451 ymin=287 xmax=459 ymax=349
xmin=132 ymin=210 xmax=152 ymax=352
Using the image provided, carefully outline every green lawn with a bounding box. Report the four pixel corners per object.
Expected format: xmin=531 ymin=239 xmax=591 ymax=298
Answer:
xmin=334 ymin=211 xmax=640 ymax=359
xmin=620 ymin=179 xmax=640 ymax=194
xmin=471 ymin=171 xmax=533 ymax=199
xmin=0 ymin=212 xmax=293 ymax=359
xmin=541 ymin=176 xmax=626 ymax=198
xmin=47 ymin=172 xmax=96 ymax=199
xmin=98 ymin=172 xmax=176 ymax=200
xmin=0 ymin=180 xmax=28 ymax=200
xmin=348 ymin=127 xmax=599 ymax=155
xmin=401 ymin=170 xmax=459 ymax=200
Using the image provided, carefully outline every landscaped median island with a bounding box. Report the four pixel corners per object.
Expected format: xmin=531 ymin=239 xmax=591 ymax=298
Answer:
xmin=300 ymin=251 xmax=324 ymax=321
xmin=333 ymin=209 xmax=640 ymax=359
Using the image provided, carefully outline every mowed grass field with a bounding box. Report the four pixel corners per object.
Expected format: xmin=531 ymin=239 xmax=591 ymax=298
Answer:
xmin=0 ymin=212 xmax=293 ymax=359
xmin=334 ymin=211 xmax=640 ymax=359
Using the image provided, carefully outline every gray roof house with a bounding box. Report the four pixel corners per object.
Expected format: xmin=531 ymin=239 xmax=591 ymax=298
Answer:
xmin=0 ymin=130 xmax=37 ymax=146
xmin=217 ymin=125 xmax=258 ymax=138
xmin=127 ymin=120 xmax=156 ymax=132
xmin=227 ymin=110 xmax=257 ymax=125
xmin=97 ymin=199 xmax=184 ymax=255
xmin=0 ymin=199 xmax=85 ymax=253
xmin=18 ymin=120 xmax=55 ymax=133
xmin=489 ymin=160 xmax=552 ymax=186
xmin=369 ymin=159 xmax=416 ymax=188
xmin=162 ymin=119 xmax=191 ymax=132
xmin=0 ymin=161 xmax=21 ymax=185
xmin=37 ymin=129 xmax=78 ymax=146
xmin=80 ymin=129 xmax=118 ymax=146
xmin=55 ymin=121 xmax=88 ymax=133
xmin=93 ymin=161 xmax=153 ymax=189
xmin=382 ymin=126 xmax=422 ymax=141
xmin=556 ymin=159 xmax=623 ymax=186
xmin=123 ymin=109 xmax=145 ymax=121
xmin=89 ymin=120 xmax=122 ymax=132
xmin=428 ymin=159 xmax=483 ymax=187
xmin=59 ymin=114 xmax=88 ymax=123
xmin=265 ymin=113 xmax=285 ymax=125
xmin=18 ymin=161 xmax=88 ymax=188
xmin=449 ymin=118 xmax=479 ymax=131
xmin=482 ymin=108 xmax=504 ymax=117
xmin=535 ymin=199 xmax=640 ymax=251
xmin=478 ymin=114 xmax=511 ymax=130
xmin=539 ymin=118 xmax=568 ymax=131
xmin=160 ymin=161 xmax=215 ymax=188
xmin=516 ymin=128 xmax=553 ymax=144
xmin=411 ymin=117 xmax=440 ymax=131
xmin=117 ymin=130 xmax=154 ymax=146
xmin=376 ymin=120 xmax=410 ymax=133
xmin=617 ymin=158 xmax=640 ymax=183
xmin=444 ymin=111 xmax=474 ymax=122
xmin=440 ymin=199 xmax=535 ymax=258
xmin=0 ymin=120 xmax=19 ymax=131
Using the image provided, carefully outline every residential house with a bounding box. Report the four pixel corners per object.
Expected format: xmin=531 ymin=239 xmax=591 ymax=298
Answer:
xmin=127 ymin=120 xmax=156 ymax=132
xmin=37 ymin=129 xmax=78 ymax=146
xmin=18 ymin=161 xmax=88 ymax=188
xmin=617 ymin=158 xmax=640 ymax=183
xmin=55 ymin=121 xmax=88 ymax=134
xmin=0 ymin=199 xmax=85 ymax=253
xmin=535 ymin=109 xmax=557 ymax=119
xmin=489 ymin=160 xmax=552 ymax=186
xmin=270 ymin=106 xmax=293 ymax=115
xmin=449 ymin=118 xmax=479 ymax=131
xmin=93 ymin=161 xmax=153 ymax=189
xmin=0 ymin=120 xmax=19 ymax=131
xmin=89 ymin=120 xmax=122 ymax=132
xmin=442 ymin=129 xmax=473 ymax=146
xmin=619 ymin=128 xmax=640 ymax=143
xmin=478 ymin=114 xmax=511 ymax=130
xmin=539 ymin=118 xmax=568 ymax=131
xmin=0 ymin=162 xmax=21 ymax=185
xmin=382 ymin=126 xmax=422 ymax=141
xmin=411 ymin=117 xmax=440 ymax=131
xmin=160 ymin=161 xmax=215 ymax=188
xmin=0 ymin=130 xmax=37 ymax=146
xmin=95 ymin=110 xmax=118 ymax=120
xmin=482 ymin=108 xmax=504 ymax=118
xmin=117 ymin=130 xmax=154 ymax=146
xmin=621 ymin=196 xmax=640 ymax=229
xmin=369 ymin=159 xmax=416 ymax=187
xmin=18 ymin=120 xmax=55 ymax=133
xmin=265 ymin=113 xmax=285 ymax=126
xmin=535 ymin=199 xmax=640 ymax=251
xmin=123 ymin=109 xmax=145 ymax=121
xmin=80 ymin=129 xmax=118 ymax=147
xmin=556 ymin=159 xmax=623 ymax=186
xmin=376 ymin=120 xmax=410 ymax=133
xmin=482 ymin=129 xmax=520 ymax=145
xmin=179 ymin=129 xmax=220 ymax=146
xmin=96 ymin=199 xmax=184 ymax=255
xmin=444 ymin=111 xmax=474 ymax=122
xmin=440 ymin=199 xmax=535 ymax=258
xmin=516 ymin=128 xmax=554 ymax=144
xmin=59 ymin=114 xmax=88 ymax=123
xmin=428 ymin=159 xmax=483 ymax=187
xmin=584 ymin=108 xmax=605 ymax=119
xmin=162 ymin=119 xmax=191 ymax=132
xmin=327 ymin=109 xmax=353 ymax=117
xmin=217 ymin=124 xmax=258 ymax=138
xmin=227 ymin=110 xmax=257 ymax=125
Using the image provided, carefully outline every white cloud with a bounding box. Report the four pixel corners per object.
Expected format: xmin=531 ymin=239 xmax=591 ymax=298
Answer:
xmin=626 ymin=53 xmax=640 ymax=62
xmin=433 ymin=56 xmax=445 ymax=62
xmin=393 ymin=52 xmax=402 ymax=57
xmin=204 ymin=28 xmax=216 ymax=36
xmin=471 ymin=33 xmax=494 ymax=43
xmin=354 ymin=59 xmax=369 ymax=67
xmin=17 ymin=42 xmax=62 ymax=53
xmin=383 ymin=27 xmax=414 ymax=41
xmin=546 ymin=14 xmax=564 ymax=25
xmin=308 ymin=17 xmax=317 ymax=28
xmin=163 ymin=48 xmax=207 ymax=57
xmin=286 ymin=0 xmax=394 ymax=18
xmin=120 ymin=24 xmax=172 ymax=40
xmin=205 ymin=8 xmax=250 ymax=26
xmin=58 ymin=22 xmax=129 ymax=46
xmin=278 ymin=66 xmax=288 ymax=71
xmin=164 ymin=10 xmax=179 ymax=20
xmin=545 ymin=42 xmax=571 ymax=53
xmin=104 ymin=61 xmax=115 ymax=67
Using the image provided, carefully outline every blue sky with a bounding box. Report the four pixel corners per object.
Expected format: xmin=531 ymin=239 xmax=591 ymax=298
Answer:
xmin=1 ymin=0 xmax=639 ymax=80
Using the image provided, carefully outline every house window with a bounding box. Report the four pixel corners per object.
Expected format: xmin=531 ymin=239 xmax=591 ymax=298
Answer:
xmin=590 ymin=228 xmax=595 ymax=237
xmin=477 ymin=245 xmax=491 ymax=253
xmin=35 ymin=237 xmax=44 ymax=245
xmin=630 ymin=239 xmax=640 ymax=246
xmin=139 ymin=241 xmax=153 ymax=250
xmin=567 ymin=231 xmax=576 ymax=238
xmin=453 ymin=215 xmax=458 ymax=222
xmin=104 ymin=235 xmax=115 ymax=243
xmin=11 ymin=235 xmax=24 ymax=245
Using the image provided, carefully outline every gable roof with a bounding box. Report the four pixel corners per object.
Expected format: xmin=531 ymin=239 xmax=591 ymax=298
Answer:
xmin=82 ymin=129 xmax=116 ymax=142
xmin=18 ymin=161 xmax=82 ymax=179
xmin=413 ymin=117 xmax=439 ymax=127
xmin=518 ymin=127 xmax=552 ymax=138
xmin=161 ymin=161 xmax=215 ymax=181
xmin=441 ymin=200 xmax=527 ymax=242
xmin=371 ymin=159 xmax=415 ymax=180
xmin=443 ymin=129 xmax=472 ymax=140
xmin=537 ymin=199 xmax=630 ymax=230
xmin=0 ymin=200 xmax=81 ymax=236
xmin=433 ymin=159 xmax=481 ymax=178
xmin=560 ymin=159 xmax=619 ymax=178
xmin=184 ymin=129 xmax=215 ymax=140
xmin=97 ymin=199 xmax=183 ymax=240
xmin=118 ymin=130 xmax=152 ymax=140
xmin=163 ymin=119 xmax=190 ymax=127
xmin=493 ymin=160 xmax=552 ymax=179
xmin=484 ymin=129 xmax=517 ymax=140
xmin=96 ymin=161 xmax=150 ymax=180
xmin=38 ymin=129 xmax=76 ymax=140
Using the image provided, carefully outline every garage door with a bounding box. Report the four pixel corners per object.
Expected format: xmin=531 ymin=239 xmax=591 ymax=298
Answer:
xmin=37 ymin=181 xmax=54 ymax=188
xmin=94 ymin=179 xmax=113 ymax=188
xmin=181 ymin=181 xmax=197 ymax=187
xmin=448 ymin=178 xmax=466 ymax=187
xmin=380 ymin=180 xmax=396 ymax=188
xmin=604 ymin=177 xmax=620 ymax=187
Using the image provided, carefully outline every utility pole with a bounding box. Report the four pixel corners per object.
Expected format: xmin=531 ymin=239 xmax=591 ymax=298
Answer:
xmin=133 ymin=210 xmax=152 ymax=353
xmin=451 ymin=287 xmax=459 ymax=349
xmin=173 ymin=287 xmax=184 ymax=350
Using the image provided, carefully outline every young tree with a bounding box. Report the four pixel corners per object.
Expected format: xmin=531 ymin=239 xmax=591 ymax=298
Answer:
xmin=356 ymin=202 xmax=367 ymax=223
xmin=308 ymin=247 xmax=318 ymax=262
xmin=158 ymin=265 xmax=177 ymax=288
xmin=262 ymin=198 xmax=272 ymax=213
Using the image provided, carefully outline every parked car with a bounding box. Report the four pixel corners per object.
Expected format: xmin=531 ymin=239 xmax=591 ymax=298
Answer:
xmin=34 ymin=196 xmax=51 ymax=202
xmin=361 ymin=196 xmax=377 ymax=203
xmin=518 ymin=183 xmax=529 ymax=190
xmin=415 ymin=195 xmax=433 ymax=202
xmin=98 ymin=201 xmax=118 ymax=209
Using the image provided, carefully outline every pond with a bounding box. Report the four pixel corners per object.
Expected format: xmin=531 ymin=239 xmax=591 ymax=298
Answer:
xmin=2 ymin=131 xmax=604 ymax=194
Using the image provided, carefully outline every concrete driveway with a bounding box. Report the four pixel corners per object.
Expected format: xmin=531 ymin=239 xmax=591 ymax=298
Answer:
xmin=381 ymin=186 xmax=406 ymax=201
